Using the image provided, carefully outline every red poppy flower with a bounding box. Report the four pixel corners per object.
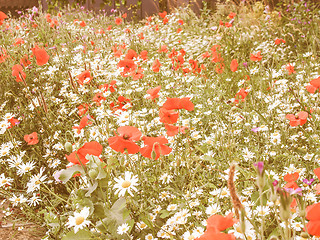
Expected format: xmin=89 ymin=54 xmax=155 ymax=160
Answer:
xmin=77 ymin=104 xmax=89 ymax=116
xmin=275 ymin=38 xmax=286 ymax=45
xmin=77 ymin=70 xmax=92 ymax=85
xmin=131 ymin=67 xmax=144 ymax=80
xmin=24 ymin=132 xmax=39 ymax=145
xmin=159 ymin=108 xmax=179 ymax=124
xmin=140 ymin=136 xmax=172 ymax=160
xmin=286 ymin=63 xmax=296 ymax=75
xmin=125 ymin=49 xmax=137 ymax=60
xmin=165 ymin=124 xmax=188 ymax=136
xmin=306 ymin=76 xmax=320 ymax=94
xmin=146 ymin=86 xmax=161 ymax=100
xmin=283 ymin=172 xmax=299 ymax=190
xmin=122 ymin=13 xmax=127 ymax=18
xmin=79 ymin=21 xmax=86 ymax=27
xmin=93 ymin=92 xmax=106 ymax=106
xmin=108 ymin=126 xmax=142 ymax=154
xmin=198 ymin=231 xmax=235 ymax=240
xmin=115 ymin=17 xmax=122 ymax=25
xmin=286 ymin=111 xmax=308 ymax=127
xmin=314 ymin=168 xmax=320 ymax=195
xmin=228 ymin=12 xmax=236 ymax=19
xmin=234 ymin=88 xmax=248 ymax=104
xmin=72 ymin=115 xmax=92 ymax=134
xmin=0 ymin=11 xmax=8 ymax=26
xmin=12 ymin=64 xmax=26 ymax=82
xmin=230 ymin=59 xmax=238 ymax=72
xmin=66 ymin=141 xmax=103 ymax=165
xmin=8 ymin=117 xmax=20 ymax=128
xmin=225 ymin=22 xmax=232 ymax=28
xmin=250 ymin=51 xmax=262 ymax=61
xmin=118 ymin=59 xmax=137 ymax=76
xmin=159 ymin=11 xmax=167 ymax=18
xmin=31 ymin=45 xmax=50 ymax=66
xmin=158 ymin=45 xmax=168 ymax=53
xmin=198 ymin=213 xmax=237 ymax=240
xmin=139 ymin=50 xmax=148 ymax=60
xmin=0 ymin=48 xmax=8 ymax=63
xmin=20 ymin=54 xmax=31 ymax=67
xmin=152 ymin=59 xmax=161 ymax=72
xmin=306 ymin=202 xmax=320 ymax=237
xmin=162 ymin=97 xmax=194 ymax=111
xmin=13 ymin=38 xmax=24 ymax=46
xmin=163 ymin=17 xmax=168 ymax=25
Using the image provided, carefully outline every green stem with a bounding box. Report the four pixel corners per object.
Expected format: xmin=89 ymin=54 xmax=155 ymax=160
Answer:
xmin=259 ymin=187 xmax=265 ymax=240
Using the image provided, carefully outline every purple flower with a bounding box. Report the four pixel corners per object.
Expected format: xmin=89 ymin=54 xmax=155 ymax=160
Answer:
xmin=243 ymin=62 xmax=248 ymax=68
xmin=285 ymin=187 xmax=302 ymax=196
xmin=273 ymin=180 xmax=278 ymax=186
xmin=254 ymin=161 xmax=264 ymax=175
xmin=303 ymin=178 xmax=314 ymax=185
xmin=251 ymin=127 xmax=260 ymax=133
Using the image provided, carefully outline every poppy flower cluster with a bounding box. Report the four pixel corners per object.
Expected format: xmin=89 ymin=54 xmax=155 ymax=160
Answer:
xmin=107 ymin=126 xmax=172 ymax=159
xmin=159 ymin=97 xmax=194 ymax=136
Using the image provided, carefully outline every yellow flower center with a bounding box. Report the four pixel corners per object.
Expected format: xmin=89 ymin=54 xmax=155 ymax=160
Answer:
xmin=121 ymin=180 xmax=131 ymax=188
xmin=25 ymin=166 xmax=31 ymax=171
xmin=1 ymin=179 xmax=7 ymax=184
xmin=75 ymin=216 xmax=85 ymax=225
xmin=15 ymin=198 xmax=20 ymax=202
xmin=35 ymin=180 xmax=41 ymax=185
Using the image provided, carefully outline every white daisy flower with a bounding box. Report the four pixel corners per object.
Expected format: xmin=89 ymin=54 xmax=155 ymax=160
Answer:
xmin=114 ymin=171 xmax=139 ymax=197
xmin=66 ymin=207 xmax=91 ymax=233
xmin=27 ymin=193 xmax=42 ymax=206
xmin=117 ymin=223 xmax=130 ymax=235
xmin=0 ymin=173 xmax=13 ymax=188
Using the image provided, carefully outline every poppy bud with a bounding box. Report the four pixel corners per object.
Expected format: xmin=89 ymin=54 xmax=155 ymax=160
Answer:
xmin=88 ymin=169 xmax=98 ymax=179
xmin=270 ymin=191 xmax=277 ymax=203
xmin=280 ymin=205 xmax=290 ymax=221
xmin=151 ymin=150 xmax=157 ymax=160
xmin=300 ymin=232 xmax=309 ymax=238
xmin=65 ymin=142 xmax=73 ymax=153
xmin=256 ymin=176 xmax=265 ymax=189
xmin=299 ymin=209 xmax=306 ymax=218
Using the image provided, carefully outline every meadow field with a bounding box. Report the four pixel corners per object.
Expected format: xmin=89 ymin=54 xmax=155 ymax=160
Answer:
xmin=1 ymin=1 xmax=320 ymax=239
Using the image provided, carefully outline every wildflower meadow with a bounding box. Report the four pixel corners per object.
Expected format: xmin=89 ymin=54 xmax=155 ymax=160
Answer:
xmin=1 ymin=0 xmax=320 ymax=239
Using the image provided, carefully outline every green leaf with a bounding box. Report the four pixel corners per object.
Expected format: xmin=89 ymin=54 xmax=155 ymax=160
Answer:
xmin=85 ymin=182 xmax=98 ymax=197
xmin=96 ymin=198 xmax=131 ymax=239
xmin=59 ymin=165 xmax=84 ymax=183
xmin=62 ymin=229 xmax=93 ymax=240
xmin=94 ymin=202 xmax=106 ymax=219
xmin=159 ymin=210 xmax=171 ymax=219
xmin=202 ymin=155 xmax=215 ymax=163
